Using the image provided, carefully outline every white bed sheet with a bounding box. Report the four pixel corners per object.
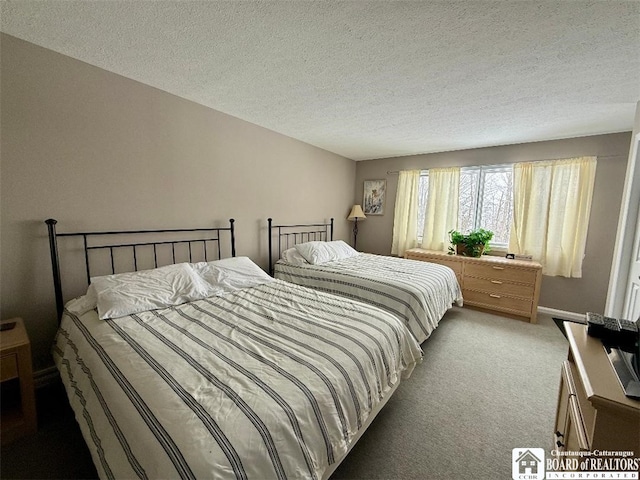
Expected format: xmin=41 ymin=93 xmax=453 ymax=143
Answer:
xmin=274 ymin=253 xmax=463 ymax=343
xmin=54 ymin=279 xmax=422 ymax=480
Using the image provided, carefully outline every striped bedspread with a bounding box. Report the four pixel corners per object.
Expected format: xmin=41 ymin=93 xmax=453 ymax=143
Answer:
xmin=53 ymin=279 xmax=422 ymax=480
xmin=274 ymin=253 xmax=463 ymax=343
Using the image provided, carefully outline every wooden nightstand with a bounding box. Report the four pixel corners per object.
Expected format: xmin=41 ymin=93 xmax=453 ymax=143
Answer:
xmin=1 ymin=318 xmax=37 ymax=444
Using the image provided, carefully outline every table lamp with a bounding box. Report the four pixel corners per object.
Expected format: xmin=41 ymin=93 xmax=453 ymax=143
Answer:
xmin=347 ymin=205 xmax=367 ymax=250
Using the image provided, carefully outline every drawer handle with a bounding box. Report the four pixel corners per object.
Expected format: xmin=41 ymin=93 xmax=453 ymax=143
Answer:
xmin=492 ymin=266 xmax=505 ymax=270
xmin=489 ymin=294 xmax=501 ymax=299
xmin=490 ymin=280 xmax=503 ymax=284
xmin=555 ymin=430 xmax=564 ymax=438
xmin=556 ymin=440 xmax=565 ymax=448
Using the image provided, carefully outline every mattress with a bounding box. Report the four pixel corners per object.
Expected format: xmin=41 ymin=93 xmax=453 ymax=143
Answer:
xmin=53 ymin=279 xmax=422 ymax=480
xmin=274 ymin=253 xmax=463 ymax=343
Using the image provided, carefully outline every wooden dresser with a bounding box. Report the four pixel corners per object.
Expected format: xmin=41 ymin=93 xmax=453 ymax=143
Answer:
xmin=404 ymin=248 xmax=542 ymax=323
xmin=554 ymin=323 xmax=640 ymax=459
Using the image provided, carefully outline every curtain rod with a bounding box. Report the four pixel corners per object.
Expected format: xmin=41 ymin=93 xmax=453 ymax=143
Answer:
xmin=385 ymin=154 xmax=625 ymax=175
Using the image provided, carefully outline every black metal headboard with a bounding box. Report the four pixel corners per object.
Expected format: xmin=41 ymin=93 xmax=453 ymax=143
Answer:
xmin=267 ymin=218 xmax=333 ymax=275
xmin=45 ymin=218 xmax=236 ymax=321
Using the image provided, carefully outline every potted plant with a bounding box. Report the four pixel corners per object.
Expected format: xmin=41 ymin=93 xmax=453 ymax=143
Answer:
xmin=448 ymin=228 xmax=494 ymax=257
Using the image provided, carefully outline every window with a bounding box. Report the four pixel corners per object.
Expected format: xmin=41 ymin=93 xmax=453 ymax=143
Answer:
xmin=418 ymin=164 xmax=513 ymax=248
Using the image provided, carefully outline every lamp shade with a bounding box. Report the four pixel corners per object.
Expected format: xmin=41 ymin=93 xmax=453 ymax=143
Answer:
xmin=347 ymin=204 xmax=366 ymax=221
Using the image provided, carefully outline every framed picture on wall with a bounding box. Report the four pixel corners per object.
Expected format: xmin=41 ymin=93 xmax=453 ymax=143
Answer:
xmin=363 ymin=179 xmax=386 ymax=215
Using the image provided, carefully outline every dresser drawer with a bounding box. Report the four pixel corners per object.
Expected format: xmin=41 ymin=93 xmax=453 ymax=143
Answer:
xmin=464 ymin=262 xmax=537 ymax=285
xmin=463 ymin=275 xmax=534 ymax=298
xmin=426 ymin=257 xmax=462 ymax=276
xmin=407 ymin=254 xmax=462 ymax=276
xmin=568 ymin=358 xmax=596 ymax=443
xmin=1 ymin=354 xmax=18 ymax=382
xmin=463 ymin=289 xmax=532 ymax=315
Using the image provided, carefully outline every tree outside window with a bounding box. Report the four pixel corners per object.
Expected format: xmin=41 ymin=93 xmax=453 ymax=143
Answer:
xmin=418 ymin=164 xmax=513 ymax=248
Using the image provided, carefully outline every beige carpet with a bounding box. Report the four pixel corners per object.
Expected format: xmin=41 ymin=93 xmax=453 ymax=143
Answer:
xmin=331 ymin=307 xmax=568 ymax=480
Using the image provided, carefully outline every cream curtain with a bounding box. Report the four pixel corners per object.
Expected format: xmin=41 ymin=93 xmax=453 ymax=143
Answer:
xmin=391 ymin=170 xmax=421 ymax=256
xmin=421 ymin=167 xmax=460 ymax=252
xmin=509 ymin=156 xmax=597 ymax=277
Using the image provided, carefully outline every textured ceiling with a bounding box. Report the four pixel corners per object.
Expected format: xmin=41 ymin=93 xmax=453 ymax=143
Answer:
xmin=1 ymin=1 xmax=639 ymax=160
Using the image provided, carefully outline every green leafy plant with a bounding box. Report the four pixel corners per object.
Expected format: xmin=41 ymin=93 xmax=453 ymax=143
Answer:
xmin=448 ymin=228 xmax=494 ymax=257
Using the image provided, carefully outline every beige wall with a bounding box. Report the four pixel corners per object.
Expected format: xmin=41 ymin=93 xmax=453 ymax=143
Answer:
xmin=354 ymin=132 xmax=632 ymax=315
xmin=0 ymin=34 xmax=355 ymax=370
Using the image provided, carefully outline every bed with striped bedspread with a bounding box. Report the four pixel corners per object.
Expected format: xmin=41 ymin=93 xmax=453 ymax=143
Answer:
xmin=53 ymin=279 xmax=422 ymax=480
xmin=274 ymin=253 xmax=463 ymax=344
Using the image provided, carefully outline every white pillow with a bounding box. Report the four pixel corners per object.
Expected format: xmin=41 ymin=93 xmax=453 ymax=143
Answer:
xmin=91 ymin=263 xmax=211 ymax=320
xmin=192 ymin=256 xmax=273 ymax=292
xmin=281 ymin=247 xmax=310 ymax=265
xmin=294 ymin=240 xmax=359 ymax=265
xmin=64 ymin=285 xmax=98 ymax=316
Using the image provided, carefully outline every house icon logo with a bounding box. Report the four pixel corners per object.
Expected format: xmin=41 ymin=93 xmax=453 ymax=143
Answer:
xmin=512 ymin=448 xmax=545 ymax=480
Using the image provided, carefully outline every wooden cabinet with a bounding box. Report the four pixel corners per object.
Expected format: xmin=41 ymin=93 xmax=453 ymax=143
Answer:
xmin=404 ymin=249 xmax=542 ymax=323
xmin=1 ymin=318 xmax=37 ymax=445
xmin=554 ymin=323 xmax=640 ymax=460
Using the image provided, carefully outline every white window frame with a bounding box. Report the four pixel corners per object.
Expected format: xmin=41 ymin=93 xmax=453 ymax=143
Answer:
xmin=418 ymin=163 xmax=514 ymax=251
